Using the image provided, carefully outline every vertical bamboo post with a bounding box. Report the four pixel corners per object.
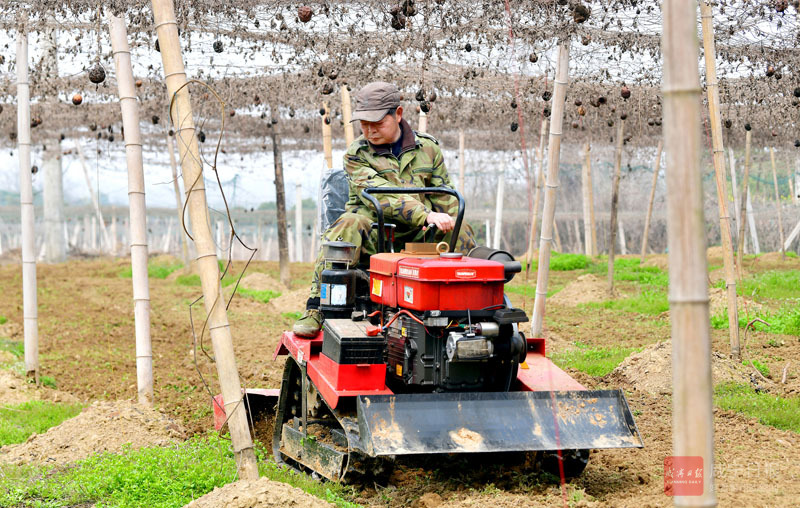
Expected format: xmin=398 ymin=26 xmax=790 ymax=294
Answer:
xmin=295 ymin=182 xmax=303 ymax=262
xmin=608 ymin=120 xmax=625 ymax=295
xmin=770 ymin=147 xmax=786 ymax=259
xmin=663 ymin=1 xmax=716 ymax=504
xmin=152 ymin=0 xmax=259 ymax=480
xmin=341 ymin=85 xmax=355 ymax=146
xmin=17 ymin=24 xmax=38 ymax=382
xmin=525 ymin=118 xmax=549 ymax=279
xmin=271 ymin=129 xmax=291 ymax=288
xmin=737 ymin=130 xmax=752 ymax=266
xmin=167 ymin=133 xmax=190 ymax=265
xmin=322 ymin=102 xmax=333 ymax=169
xmin=75 ymin=141 xmax=111 ymax=252
xmin=418 ymin=111 xmax=428 ymax=133
xmin=581 ymin=142 xmax=593 ymax=256
xmin=493 ymin=165 xmax=505 ymax=250
xmin=458 ymin=130 xmax=465 ymax=196
xmin=729 ymin=148 xmax=740 ymax=241
xmin=641 ymin=140 xmax=664 ymax=262
xmin=531 ymin=40 xmax=569 ymax=337
xmin=746 ymin=186 xmax=760 ymax=253
xmin=701 ymin=0 xmax=740 ymax=359
xmin=109 ymin=12 xmax=153 ymax=406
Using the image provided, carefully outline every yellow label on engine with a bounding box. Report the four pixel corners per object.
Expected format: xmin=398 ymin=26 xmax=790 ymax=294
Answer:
xmin=371 ymin=278 xmax=383 ymax=297
xmin=396 ymin=364 xmax=402 ymax=376
xmin=401 ymin=327 xmax=407 ymax=337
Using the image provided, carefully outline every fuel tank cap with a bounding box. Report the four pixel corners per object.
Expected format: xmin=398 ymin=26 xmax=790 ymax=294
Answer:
xmin=439 ymin=252 xmax=463 ymax=259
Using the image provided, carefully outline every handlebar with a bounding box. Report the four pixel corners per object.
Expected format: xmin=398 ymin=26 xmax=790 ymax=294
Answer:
xmin=360 ymin=187 xmax=465 ymax=253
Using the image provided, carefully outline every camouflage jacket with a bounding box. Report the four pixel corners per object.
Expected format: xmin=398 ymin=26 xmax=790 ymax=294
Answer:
xmin=343 ymin=118 xmax=458 ymax=227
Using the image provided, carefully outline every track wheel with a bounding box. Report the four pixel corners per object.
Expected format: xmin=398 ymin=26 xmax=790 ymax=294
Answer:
xmin=272 ymin=356 xmax=303 ymax=466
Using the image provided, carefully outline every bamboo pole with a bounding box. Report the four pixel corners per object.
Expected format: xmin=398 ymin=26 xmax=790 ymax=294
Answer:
xmin=531 ymin=40 xmax=569 ymax=337
xmin=493 ymin=165 xmax=505 ymax=250
xmin=271 ymin=129 xmax=291 ymax=288
xmin=663 ymin=2 xmax=717 ymax=505
xmin=581 ymin=142 xmax=593 ymax=256
xmin=109 ymin=12 xmax=153 ymax=406
xmin=746 ymin=187 xmax=760 ymax=253
xmin=458 ymin=130 xmax=465 ymax=196
xmin=75 ymin=141 xmax=111 ymax=252
xmin=418 ymin=111 xmax=428 ymax=133
xmin=322 ymin=102 xmax=333 ymax=169
xmin=525 ymin=118 xmax=548 ymax=280
xmin=729 ymin=148 xmax=740 ymax=241
xmin=17 ymin=24 xmax=38 ymax=382
xmin=607 ymin=119 xmax=625 ymax=296
xmin=341 ymin=85 xmax=355 ymax=146
xmin=641 ymin=140 xmax=664 ymax=262
xmin=770 ymin=147 xmax=786 ymax=259
xmin=152 ymin=0 xmax=258 ymax=480
xmin=701 ymin=0 xmax=740 ymax=360
xmin=737 ymin=130 xmax=752 ymax=267
xmin=167 ymin=133 xmax=190 ymax=265
xmin=295 ymin=182 xmax=303 ymax=262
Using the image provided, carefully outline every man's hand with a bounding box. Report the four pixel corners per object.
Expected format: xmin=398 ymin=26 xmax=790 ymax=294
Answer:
xmin=426 ymin=211 xmax=455 ymax=233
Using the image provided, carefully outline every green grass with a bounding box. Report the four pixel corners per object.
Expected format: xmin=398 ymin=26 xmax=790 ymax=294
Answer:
xmin=119 ymin=261 xmax=184 ymax=280
xmin=0 ymin=338 xmax=24 ymax=359
xmin=0 ymin=434 xmax=360 ymax=508
xmin=586 ymin=257 xmax=669 ymax=288
xmin=0 ymin=315 xmax=7 ymax=325
xmin=505 ymin=284 xmax=563 ymax=299
xmin=583 ymin=289 xmax=669 ymax=316
xmin=523 ymin=252 xmax=592 ymax=272
xmin=711 ymin=304 xmax=800 ymax=336
xmin=236 ymin=287 xmax=281 ymax=304
xmin=742 ymin=359 xmax=770 ymax=378
xmin=738 ymin=270 xmax=800 ymax=301
xmin=281 ymin=311 xmax=303 ymax=321
xmin=715 ymin=383 xmax=800 ymax=433
xmin=549 ymin=342 xmax=641 ymax=377
xmin=175 ymin=273 xmax=237 ymax=288
xmin=0 ymin=400 xmax=84 ymax=446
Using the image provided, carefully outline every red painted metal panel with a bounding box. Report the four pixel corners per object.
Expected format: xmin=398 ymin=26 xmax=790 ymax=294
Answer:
xmin=212 ymin=388 xmax=280 ymax=431
xmin=307 ymin=353 xmax=393 ymax=409
xmin=516 ymin=353 xmax=587 ymax=392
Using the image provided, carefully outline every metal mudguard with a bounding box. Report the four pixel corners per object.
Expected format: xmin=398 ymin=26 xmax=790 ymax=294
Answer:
xmin=356 ymin=390 xmax=643 ymax=456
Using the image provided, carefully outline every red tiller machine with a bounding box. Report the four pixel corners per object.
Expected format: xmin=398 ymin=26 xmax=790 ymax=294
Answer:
xmin=215 ymin=187 xmax=642 ymax=481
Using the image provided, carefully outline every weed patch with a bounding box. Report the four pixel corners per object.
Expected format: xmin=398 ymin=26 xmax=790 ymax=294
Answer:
xmin=715 ymin=383 xmax=800 ymax=433
xmin=281 ymin=311 xmax=303 ymax=321
xmin=524 ymin=252 xmax=592 ymax=272
xmin=0 ymin=433 xmax=360 ymax=508
xmin=0 ymin=400 xmax=83 ymax=446
xmin=236 ymin=287 xmax=281 ymax=304
xmin=549 ymin=343 xmax=641 ymax=377
xmin=711 ymin=304 xmax=800 ymax=336
xmin=119 ymin=261 xmax=184 ymax=280
xmin=738 ymin=270 xmax=800 ymax=301
xmin=0 ymin=315 xmax=7 ymax=325
xmin=176 ymin=273 xmax=237 ymax=288
xmin=584 ymin=289 xmax=669 ymax=316
xmin=0 ymin=338 xmax=24 ymax=359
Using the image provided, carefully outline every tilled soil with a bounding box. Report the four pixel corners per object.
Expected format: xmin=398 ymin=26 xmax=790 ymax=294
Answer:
xmin=184 ymin=477 xmax=333 ymax=508
xmin=0 ymin=256 xmax=799 ymax=507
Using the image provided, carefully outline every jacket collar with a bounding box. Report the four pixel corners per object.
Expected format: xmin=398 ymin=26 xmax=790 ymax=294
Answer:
xmin=368 ymin=118 xmax=417 ymax=157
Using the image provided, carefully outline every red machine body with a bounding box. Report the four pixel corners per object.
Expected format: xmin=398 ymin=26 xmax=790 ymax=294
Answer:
xmin=368 ymin=253 xmax=505 ymax=310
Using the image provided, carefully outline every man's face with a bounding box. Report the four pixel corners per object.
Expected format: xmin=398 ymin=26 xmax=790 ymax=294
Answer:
xmin=359 ymin=108 xmax=402 ymax=145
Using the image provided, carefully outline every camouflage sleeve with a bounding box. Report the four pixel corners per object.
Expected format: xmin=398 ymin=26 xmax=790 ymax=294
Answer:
xmin=427 ymin=144 xmax=459 ymax=216
xmin=344 ymin=153 xmax=430 ymax=227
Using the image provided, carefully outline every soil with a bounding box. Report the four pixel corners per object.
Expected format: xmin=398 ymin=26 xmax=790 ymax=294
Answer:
xmin=548 ymin=273 xmax=615 ymax=306
xmin=0 ymin=369 xmax=80 ymax=406
xmin=609 ymin=341 xmax=752 ymax=395
xmin=184 ymin=477 xmax=333 ymax=507
xmin=1 ymin=256 xmax=799 ymax=507
xmin=0 ymin=399 xmax=186 ymax=465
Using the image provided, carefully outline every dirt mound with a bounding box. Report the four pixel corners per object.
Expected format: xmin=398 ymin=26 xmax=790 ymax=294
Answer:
xmin=239 ymin=272 xmax=281 ymax=292
xmin=641 ymin=254 xmax=668 ymax=270
xmin=609 ymin=341 xmax=751 ymax=395
xmin=549 ymin=273 xmax=612 ymax=306
xmin=707 ymin=287 xmax=762 ymax=316
xmin=0 ymin=399 xmax=186 ymax=465
xmin=707 ymin=245 xmax=725 ymax=261
xmin=269 ymin=287 xmax=308 ymax=315
xmin=0 ymin=369 xmax=79 ymax=406
xmin=184 ymin=477 xmax=333 ymax=508
xmin=0 ymin=320 xmax=22 ymax=339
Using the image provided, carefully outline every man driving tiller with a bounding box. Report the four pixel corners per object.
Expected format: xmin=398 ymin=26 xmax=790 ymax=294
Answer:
xmin=293 ymin=81 xmax=477 ymax=337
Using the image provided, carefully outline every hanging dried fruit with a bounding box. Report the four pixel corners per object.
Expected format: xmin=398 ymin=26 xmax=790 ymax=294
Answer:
xmin=415 ymin=89 xmax=425 ymax=102
xmin=31 ymin=165 xmax=38 ymax=174
xmin=213 ymin=40 xmax=223 ymax=53
xmin=766 ymin=65 xmax=775 ymax=77
xmin=420 ymin=101 xmax=430 ymax=113
xmin=30 ymin=117 xmax=42 ymax=128
xmin=198 ymin=131 xmax=206 ymax=142
xmin=88 ymin=63 xmax=106 ymax=84
xmin=571 ymin=121 xmax=579 ymax=129
xmin=590 ymin=98 xmax=600 ymax=108
xmin=510 ymin=99 xmax=517 ymax=109
xmin=321 ymin=82 xmax=334 ymax=94
xmin=794 ymin=87 xmax=800 ymax=97
xmin=391 ymin=12 xmax=406 ymax=30
xmin=403 ymin=0 xmax=417 ymax=16
xmin=325 ymin=117 xmax=331 ymax=125
xmin=620 ymin=113 xmax=627 ymax=120
xmin=744 ymin=123 xmax=752 ymax=131
xmin=581 ymin=35 xmax=591 ymax=46
xmin=328 ymin=69 xmax=339 ymax=80
xmin=319 ymin=107 xmax=326 ymax=116
xmin=155 ymin=39 xmax=160 ymax=52
xmin=598 ymin=96 xmax=607 ymax=105
xmin=151 ymin=115 xmax=159 ymax=124
xmin=776 ymin=0 xmax=788 ymax=12
xmin=298 ymin=5 xmax=313 ymax=22
xmin=529 ymin=53 xmax=538 ymax=63
xmin=795 ymin=140 xmax=800 ymax=147
xmin=542 ymin=90 xmax=552 ymax=101
xmin=510 ymin=122 xmax=518 ymax=132
xmin=725 ymin=119 xmax=732 ymax=128
xmin=577 ymin=105 xmax=586 ymax=116
xmin=621 ymin=85 xmax=631 ymax=99
xmin=607 ymin=119 xmax=614 ymax=127
xmin=135 ymin=79 xmax=143 ymax=88
xmin=229 ymin=110 xmax=236 ymax=117
xmin=574 ymin=99 xmax=582 ymax=106
xmin=89 ymin=123 xmax=97 ymax=131
xmin=304 ymin=125 xmax=310 ymax=133
xmin=72 ymin=93 xmax=83 ymax=105
xmin=428 ymin=90 xmax=437 ymax=102
xmin=464 ymin=43 xmax=472 ymax=52
xmin=543 ymin=107 xmax=551 ymax=117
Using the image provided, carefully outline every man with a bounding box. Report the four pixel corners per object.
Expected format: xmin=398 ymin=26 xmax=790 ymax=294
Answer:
xmin=293 ymin=81 xmax=476 ymax=337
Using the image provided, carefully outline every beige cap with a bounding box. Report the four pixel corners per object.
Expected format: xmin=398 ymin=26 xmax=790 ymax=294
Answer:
xmin=351 ymin=81 xmax=402 ymax=123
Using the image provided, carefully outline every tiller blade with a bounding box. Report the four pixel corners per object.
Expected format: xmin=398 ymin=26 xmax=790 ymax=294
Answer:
xmin=356 ymin=390 xmax=643 ymax=456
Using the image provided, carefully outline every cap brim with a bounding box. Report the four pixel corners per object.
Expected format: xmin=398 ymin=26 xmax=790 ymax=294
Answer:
xmin=350 ymin=109 xmax=388 ymax=123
